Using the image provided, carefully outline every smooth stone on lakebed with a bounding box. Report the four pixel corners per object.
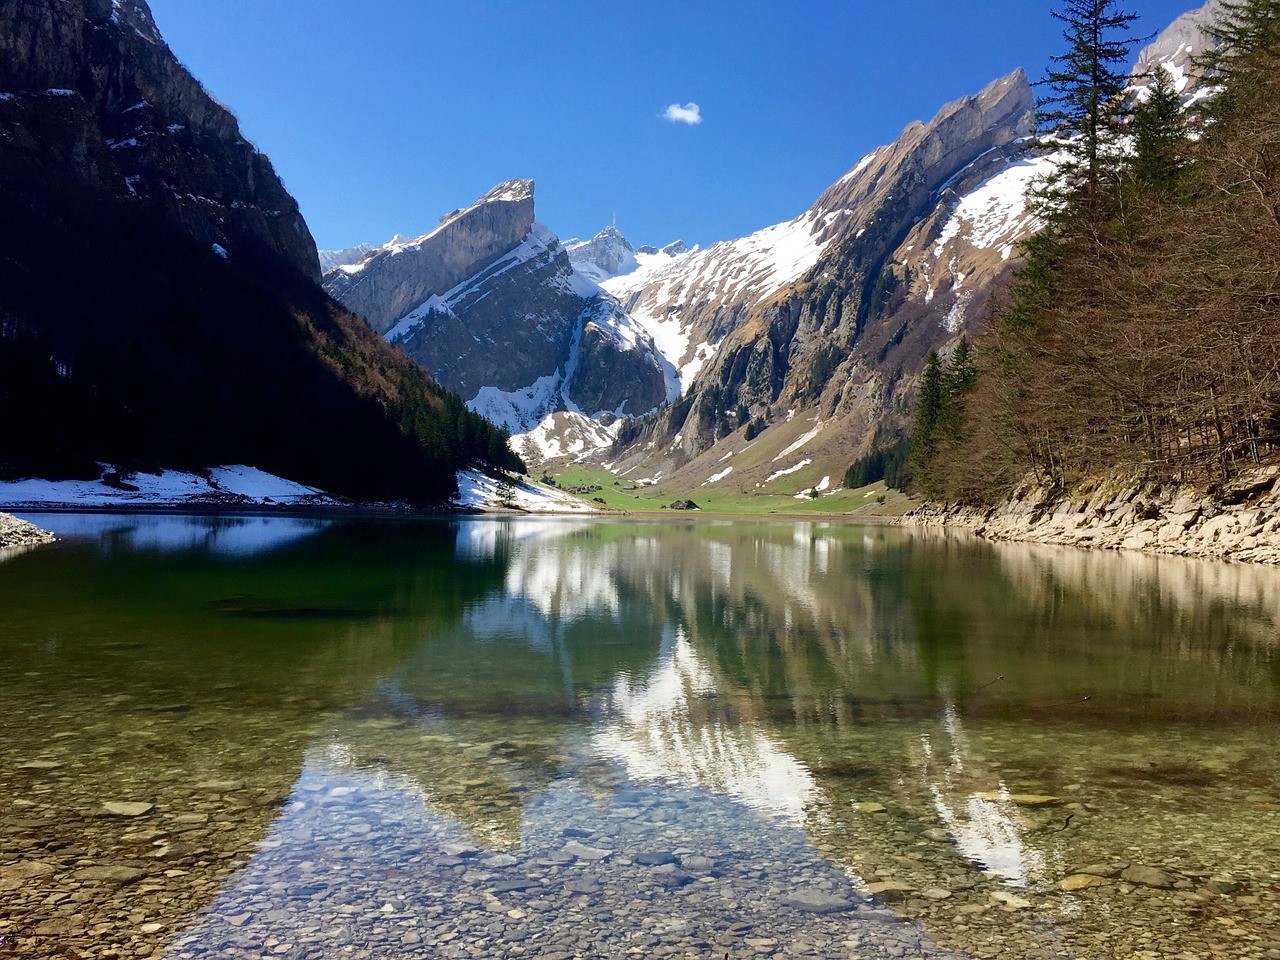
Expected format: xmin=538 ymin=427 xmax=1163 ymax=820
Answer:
xmin=781 ymin=890 xmax=854 ymax=913
xmin=101 ymin=801 xmax=154 ymax=817
xmin=865 ymin=881 xmax=915 ymax=901
xmin=634 ymin=851 xmax=679 ymax=866
xmin=1121 ymin=865 xmax=1176 ymax=889
xmin=441 ymin=842 xmax=479 ymax=857
xmin=973 ymin=792 xmax=1061 ymax=807
xmin=1078 ymin=863 xmax=1122 ymax=878
xmin=73 ymin=865 xmax=146 ymax=884
xmin=990 ymin=890 xmax=1033 ymax=910
xmin=1206 ymin=876 xmax=1242 ymax=895
xmin=1060 ymin=874 xmax=1109 ymax=891
xmin=562 ymin=840 xmax=612 ymax=861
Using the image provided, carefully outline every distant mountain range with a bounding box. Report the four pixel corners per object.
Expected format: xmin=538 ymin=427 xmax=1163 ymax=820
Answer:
xmin=322 ymin=0 xmax=1222 ymax=497
xmin=0 ymin=0 xmax=1216 ymax=506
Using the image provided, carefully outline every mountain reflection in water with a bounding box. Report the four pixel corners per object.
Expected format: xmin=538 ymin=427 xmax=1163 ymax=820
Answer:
xmin=0 ymin=515 xmax=1275 ymax=959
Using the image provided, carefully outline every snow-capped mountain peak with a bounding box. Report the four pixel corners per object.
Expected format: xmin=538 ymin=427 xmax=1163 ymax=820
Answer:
xmin=564 ymin=224 xmax=639 ymax=283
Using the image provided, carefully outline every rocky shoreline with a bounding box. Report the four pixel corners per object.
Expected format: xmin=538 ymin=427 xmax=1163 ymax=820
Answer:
xmin=905 ymin=464 xmax=1280 ymax=564
xmin=0 ymin=513 xmax=56 ymax=551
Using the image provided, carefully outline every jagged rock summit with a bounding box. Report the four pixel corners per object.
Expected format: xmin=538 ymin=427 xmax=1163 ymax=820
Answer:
xmin=323 ymin=182 xmax=672 ymax=454
xmin=325 ymin=180 xmax=539 ymax=336
xmin=563 ymin=225 xmax=639 ymax=282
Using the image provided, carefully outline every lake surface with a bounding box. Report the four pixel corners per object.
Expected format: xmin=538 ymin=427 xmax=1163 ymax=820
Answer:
xmin=1 ymin=514 xmax=1277 ymax=960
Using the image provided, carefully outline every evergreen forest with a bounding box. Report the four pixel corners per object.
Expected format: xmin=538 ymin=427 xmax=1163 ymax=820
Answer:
xmin=907 ymin=0 xmax=1280 ymax=503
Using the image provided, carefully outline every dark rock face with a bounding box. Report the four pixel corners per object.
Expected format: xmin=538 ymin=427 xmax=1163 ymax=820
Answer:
xmin=568 ymin=312 xmax=667 ymax=417
xmin=0 ymin=0 xmax=496 ymax=502
xmin=391 ymin=225 xmax=583 ymax=399
xmin=0 ymin=0 xmax=319 ymax=281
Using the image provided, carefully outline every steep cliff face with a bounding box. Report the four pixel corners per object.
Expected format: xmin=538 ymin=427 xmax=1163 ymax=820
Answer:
xmin=563 ymin=225 xmax=639 ymax=282
xmin=324 ymin=181 xmax=537 ymax=335
xmin=324 ymin=183 xmax=670 ymax=447
xmin=0 ymin=0 xmax=319 ymax=280
xmin=0 ymin=0 xmax=512 ymax=501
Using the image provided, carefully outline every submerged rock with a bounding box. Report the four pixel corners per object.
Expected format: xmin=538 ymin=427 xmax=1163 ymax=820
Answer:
xmin=781 ymin=890 xmax=854 ymax=913
xmin=1121 ymin=865 xmax=1176 ymax=889
xmin=101 ymin=801 xmax=154 ymax=817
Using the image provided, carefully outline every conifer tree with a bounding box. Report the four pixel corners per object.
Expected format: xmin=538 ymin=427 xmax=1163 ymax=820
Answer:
xmin=1036 ymin=0 xmax=1148 ymax=215
xmin=908 ymin=351 xmax=946 ymax=496
xmin=1128 ymin=66 xmax=1190 ymax=195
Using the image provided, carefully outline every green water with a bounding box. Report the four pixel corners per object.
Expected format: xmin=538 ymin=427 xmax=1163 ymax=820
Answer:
xmin=1 ymin=515 xmax=1277 ymax=960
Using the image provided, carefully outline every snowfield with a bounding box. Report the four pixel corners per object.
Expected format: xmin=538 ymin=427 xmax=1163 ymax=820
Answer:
xmin=602 ymin=207 xmax=835 ymax=396
xmin=452 ymin=470 xmax=598 ymax=514
xmin=933 ymin=151 xmax=1057 ymax=262
xmin=0 ymin=466 xmax=338 ymax=508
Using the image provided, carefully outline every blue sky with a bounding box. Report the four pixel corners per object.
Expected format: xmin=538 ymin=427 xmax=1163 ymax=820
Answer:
xmin=147 ymin=0 xmax=1203 ymax=252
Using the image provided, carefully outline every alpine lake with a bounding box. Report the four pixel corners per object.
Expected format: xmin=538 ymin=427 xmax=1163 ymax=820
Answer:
xmin=1 ymin=514 xmax=1277 ymax=960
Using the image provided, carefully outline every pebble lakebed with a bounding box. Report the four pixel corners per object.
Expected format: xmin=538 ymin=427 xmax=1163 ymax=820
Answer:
xmin=2 ymin=698 xmax=1278 ymax=960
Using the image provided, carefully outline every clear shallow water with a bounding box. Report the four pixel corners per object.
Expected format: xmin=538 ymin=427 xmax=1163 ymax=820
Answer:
xmin=1 ymin=514 xmax=1277 ymax=959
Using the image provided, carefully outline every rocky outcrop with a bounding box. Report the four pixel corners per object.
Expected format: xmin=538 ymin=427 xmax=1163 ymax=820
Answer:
xmin=317 ymin=242 xmax=375 ymax=273
xmin=323 ymin=181 xmax=537 ymax=335
xmin=1133 ymin=0 xmax=1224 ymax=92
xmin=906 ymin=465 xmax=1280 ymax=565
xmin=0 ymin=512 xmax=55 ymax=550
xmin=0 ymin=0 xmax=319 ymax=281
xmin=388 ymin=220 xmax=584 ymax=399
xmin=567 ymin=312 xmax=667 ymax=417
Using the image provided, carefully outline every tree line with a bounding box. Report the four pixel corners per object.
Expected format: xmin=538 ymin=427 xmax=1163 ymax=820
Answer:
xmin=901 ymin=0 xmax=1280 ymax=503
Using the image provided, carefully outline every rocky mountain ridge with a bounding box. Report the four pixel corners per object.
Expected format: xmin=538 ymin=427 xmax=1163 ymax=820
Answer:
xmin=322 ymin=183 xmax=671 ymax=450
xmin=601 ymin=67 xmax=1038 ymax=490
xmin=330 ymin=0 xmax=1219 ymax=497
xmin=596 ymin=1 xmax=1223 ymax=496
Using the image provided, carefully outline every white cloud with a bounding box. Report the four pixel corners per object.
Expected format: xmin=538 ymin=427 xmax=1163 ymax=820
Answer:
xmin=663 ymin=102 xmax=702 ymax=126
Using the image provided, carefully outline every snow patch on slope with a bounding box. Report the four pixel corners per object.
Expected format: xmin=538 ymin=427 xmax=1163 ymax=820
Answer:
xmin=764 ymin=460 xmax=812 ymax=485
xmin=514 ymin=412 xmax=624 ymax=463
xmin=934 ymin=152 xmax=1055 ymax=261
xmin=604 ymin=210 xmax=834 ymax=396
xmin=701 ymin=466 xmax=733 ymax=487
xmin=775 ymin=422 xmax=825 ymax=461
xmin=0 ymin=466 xmax=336 ymax=508
xmin=452 ymin=470 xmax=597 ymax=513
